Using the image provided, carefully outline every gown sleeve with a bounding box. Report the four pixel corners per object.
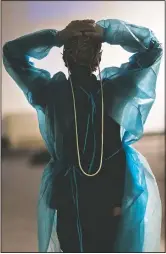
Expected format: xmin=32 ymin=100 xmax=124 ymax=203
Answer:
xmin=96 ymin=19 xmax=163 ymax=142
xmin=3 ymin=29 xmax=62 ymax=108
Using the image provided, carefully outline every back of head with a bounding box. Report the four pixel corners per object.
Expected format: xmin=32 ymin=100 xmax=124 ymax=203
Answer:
xmin=63 ymin=35 xmax=102 ymax=73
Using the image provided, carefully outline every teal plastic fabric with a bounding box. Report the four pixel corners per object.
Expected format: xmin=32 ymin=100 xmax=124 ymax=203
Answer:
xmin=3 ymin=19 xmax=163 ymax=252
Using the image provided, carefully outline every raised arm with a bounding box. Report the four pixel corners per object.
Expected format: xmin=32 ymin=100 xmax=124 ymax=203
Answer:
xmin=97 ymin=19 xmax=162 ymax=69
xmin=96 ymin=19 xmax=163 ymax=141
xmin=3 ymin=29 xmax=63 ymax=108
xmin=3 ymin=20 xmax=98 ymax=109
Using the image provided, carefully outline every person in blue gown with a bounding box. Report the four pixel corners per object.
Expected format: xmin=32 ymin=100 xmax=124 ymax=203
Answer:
xmin=3 ymin=19 xmax=163 ymax=252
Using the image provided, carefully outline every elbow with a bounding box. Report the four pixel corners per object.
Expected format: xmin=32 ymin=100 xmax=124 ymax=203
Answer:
xmin=3 ymin=43 xmax=9 ymax=57
xmin=3 ymin=41 xmax=13 ymax=60
xmin=148 ymin=38 xmax=163 ymax=61
xmin=143 ymin=29 xmax=163 ymax=60
xmin=148 ymin=29 xmax=162 ymax=51
xmin=3 ymin=41 xmax=24 ymax=67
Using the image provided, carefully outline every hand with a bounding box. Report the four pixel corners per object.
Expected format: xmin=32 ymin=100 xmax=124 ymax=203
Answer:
xmin=84 ymin=23 xmax=104 ymax=42
xmin=56 ymin=20 xmax=103 ymax=46
xmin=66 ymin=19 xmax=95 ymax=32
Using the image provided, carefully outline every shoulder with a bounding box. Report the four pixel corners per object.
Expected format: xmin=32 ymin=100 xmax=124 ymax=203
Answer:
xmin=97 ymin=67 xmax=121 ymax=96
xmin=97 ymin=67 xmax=120 ymax=81
xmin=48 ymin=71 xmax=67 ymax=91
xmin=47 ymin=71 xmax=68 ymax=103
xmin=52 ymin=71 xmax=67 ymax=82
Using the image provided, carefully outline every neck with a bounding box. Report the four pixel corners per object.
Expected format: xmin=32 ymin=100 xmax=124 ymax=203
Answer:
xmin=70 ymin=65 xmax=92 ymax=78
xmin=69 ymin=65 xmax=97 ymax=91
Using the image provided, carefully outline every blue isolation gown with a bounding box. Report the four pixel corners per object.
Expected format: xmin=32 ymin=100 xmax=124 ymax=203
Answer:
xmin=3 ymin=19 xmax=163 ymax=252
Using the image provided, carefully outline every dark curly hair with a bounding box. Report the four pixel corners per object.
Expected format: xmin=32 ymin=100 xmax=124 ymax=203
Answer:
xmin=63 ymin=35 xmax=102 ymax=72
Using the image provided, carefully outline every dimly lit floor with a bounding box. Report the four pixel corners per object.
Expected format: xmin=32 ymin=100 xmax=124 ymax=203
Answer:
xmin=1 ymin=135 xmax=165 ymax=252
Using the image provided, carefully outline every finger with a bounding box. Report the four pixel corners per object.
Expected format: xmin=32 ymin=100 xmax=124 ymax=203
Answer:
xmin=76 ymin=22 xmax=96 ymax=32
xmin=82 ymin=19 xmax=95 ymax=24
xmin=78 ymin=26 xmax=96 ymax=32
xmin=72 ymin=22 xmax=95 ymax=29
xmin=66 ymin=27 xmax=95 ymax=34
xmin=66 ymin=31 xmax=82 ymax=39
xmin=67 ymin=26 xmax=95 ymax=35
xmin=71 ymin=19 xmax=95 ymax=24
xmin=67 ymin=20 xmax=95 ymax=30
xmin=84 ymin=31 xmax=101 ymax=38
xmin=72 ymin=32 xmax=82 ymax=37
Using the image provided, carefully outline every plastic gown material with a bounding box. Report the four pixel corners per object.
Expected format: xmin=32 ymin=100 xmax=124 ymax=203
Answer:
xmin=3 ymin=19 xmax=163 ymax=252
